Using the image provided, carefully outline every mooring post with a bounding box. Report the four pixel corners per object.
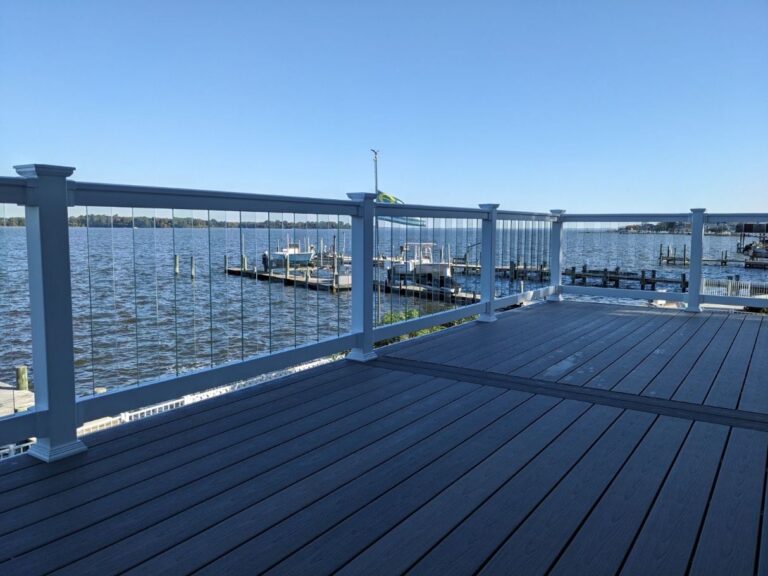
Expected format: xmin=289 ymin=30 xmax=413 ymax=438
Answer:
xmin=190 ymin=256 xmax=195 ymax=279
xmin=174 ymin=254 xmax=180 ymax=275
xmin=547 ymin=210 xmax=565 ymax=301
xmin=15 ymin=365 xmax=29 ymax=391
xmin=478 ymin=203 xmax=500 ymax=321
xmin=347 ymin=192 xmax=377 ymax=361
xmin=686 ymin=209 xmax=706 ymax=311
xmin=14 ymin=164 xmax=87 ymax=461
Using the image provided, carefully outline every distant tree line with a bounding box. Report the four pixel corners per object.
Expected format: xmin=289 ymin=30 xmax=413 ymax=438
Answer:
xmin=1 ymin=215 xmax=351 ymax=229
xmin=618 ymin=222 xmax=685 ymax=233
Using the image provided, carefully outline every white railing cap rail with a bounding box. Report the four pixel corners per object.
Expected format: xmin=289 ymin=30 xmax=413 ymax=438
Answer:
xmin=0 ymin=176 xmax=28 ymax=205
xmin=705 ymin=213 xmax=768 ymax=223
xmin=561 ymin=213 xmax=692 ymax=223
xmin=497 ymin=209 xmax=556 ymax=221
xmin=374 ymin=202 xmax=488 ymax=220
xmin=67 ymin=180 xmax=361 ymax=216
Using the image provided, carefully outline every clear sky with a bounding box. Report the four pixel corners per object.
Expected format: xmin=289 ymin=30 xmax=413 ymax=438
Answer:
xmin=1 ymin=0 xmax=766 ymax=213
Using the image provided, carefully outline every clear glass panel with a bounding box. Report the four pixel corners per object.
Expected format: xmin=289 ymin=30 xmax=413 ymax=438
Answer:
xmin=68 ymin=205 xmax=355 ymax=395
xmin=0 ymin=203 xmax=34 ymax=422
xmin=495 ymin=218 xmax=552 ymax=297
xmin=701 ymin=221 xmax=768 ymax=300
xmin=373 ymin=214 xmax=484 ymax=329
xmin=562 ymin=220 xmax=692 ymax=301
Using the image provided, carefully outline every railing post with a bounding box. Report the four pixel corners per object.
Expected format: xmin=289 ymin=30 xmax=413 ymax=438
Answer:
xmin=347 ymin=192 xmax=377 ymax=361
xmin=686 ymin=208 xmax=706 ymax=312
xmin=14 ymin=164 xmax=86 ymax=461
xmin=478 ymin=204 xmax=499 ymax=322
xmin=548 ymin=209 xmax=566 ymax=301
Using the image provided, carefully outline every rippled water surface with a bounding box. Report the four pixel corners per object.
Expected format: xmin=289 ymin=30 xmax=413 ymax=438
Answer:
xmin=0 ymin=224 xmax=764 ymax=397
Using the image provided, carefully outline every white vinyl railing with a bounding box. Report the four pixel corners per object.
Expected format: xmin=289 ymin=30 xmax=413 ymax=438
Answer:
xmin=0 ymin=164 xmax=765 ymax=461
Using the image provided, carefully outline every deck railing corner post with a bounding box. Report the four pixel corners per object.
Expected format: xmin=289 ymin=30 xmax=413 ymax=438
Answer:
xmin=547 ymin=209 xmax=566 ymax=301
xmin=346 ymin=192 xmax=377 ymax=361
xmin=13 ymin=163 xmax=86 ymax=461
xmin=478 ymin=203 xmax=500 ymax=322
xmin=686 ymin=208 xmax=706 ymax=312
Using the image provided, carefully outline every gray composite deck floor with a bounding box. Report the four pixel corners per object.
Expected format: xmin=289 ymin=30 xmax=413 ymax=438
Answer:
xmin=0 ymin=300 xmax=766 ymax=575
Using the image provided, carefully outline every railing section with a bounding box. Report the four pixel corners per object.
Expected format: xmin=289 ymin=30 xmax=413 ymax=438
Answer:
xmin=0 ymin=199 xmax=34 ymax=455
xmin=701 ymin=215 xmax=768 ymax=308
xmin=1 ymin=166 xmax=766 ymax=462
xmin=554 ymin=210 xmax=768 ymax=310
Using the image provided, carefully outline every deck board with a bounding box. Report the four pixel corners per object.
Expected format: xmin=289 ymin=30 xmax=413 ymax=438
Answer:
xmin=558 ymin=309 xmax=681 ymax=386
xmin=548 ymin=415 xmax=693 ymax=576
xmin=1 ymin=300 xmax=766 ymax=576
xmin=740 ymin=316 xmax=768 ymax=413
xmin=671 ymin=314 xmax=745 ymax=405
xmin=619 ymin=421 xmax=730 ymax=576
xmin=583 ymin=311 xmax=701 ymax=390
xmin=689 ymin=427 xmax=768 ymax=575
xmin=5 ymin=378 xmax=472 ymax=573
xmin=476 ymin=411 xmax=657 ymax=576
xmin=0 ymin=369 xmax=430 ymax=535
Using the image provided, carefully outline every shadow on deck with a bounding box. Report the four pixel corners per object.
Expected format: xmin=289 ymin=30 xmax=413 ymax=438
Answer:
xmin=0 ymin=301 xmax=766 ymax=575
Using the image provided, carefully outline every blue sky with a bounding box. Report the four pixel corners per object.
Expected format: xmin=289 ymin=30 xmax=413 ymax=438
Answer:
xmin=1 ymin=0 xmax=766 ymax=213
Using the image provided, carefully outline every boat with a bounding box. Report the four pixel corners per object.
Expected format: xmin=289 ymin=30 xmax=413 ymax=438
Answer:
xmin=742 ymin=242 xmax=768 ymax=259
xmin=385 ymin=242 xmax=457 ymax=293
xmin=265 ymin=243 xmax=315 ymax=269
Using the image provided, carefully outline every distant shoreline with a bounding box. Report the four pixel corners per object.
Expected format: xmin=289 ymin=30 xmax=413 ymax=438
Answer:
xmin=0 ymin=216 xmax=351 ymax=229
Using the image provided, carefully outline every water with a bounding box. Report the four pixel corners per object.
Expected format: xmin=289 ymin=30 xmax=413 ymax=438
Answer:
xmin=1 ymin=223 xmax=764 ymax=398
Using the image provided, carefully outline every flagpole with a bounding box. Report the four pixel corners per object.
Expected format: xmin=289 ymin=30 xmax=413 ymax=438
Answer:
xmin=371 ymin=149 xmax=380 ymax=322
xmin=370 ymin=149 xmax=379 ymax=196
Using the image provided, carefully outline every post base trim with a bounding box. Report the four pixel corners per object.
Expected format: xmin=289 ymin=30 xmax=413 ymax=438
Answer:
xmin=27 ymin=438 xmax=87 ymax=462
xmin=347 ymin=349 xmax=377 ymax=362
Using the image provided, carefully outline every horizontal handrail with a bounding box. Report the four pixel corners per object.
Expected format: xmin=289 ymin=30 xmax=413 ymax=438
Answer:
xmin=561 ymin=213 xmax=692 ymax=223
xmin=705 ymin=213 xmax=768 ymax=223
xmin=374 ymin=203 xmax=487 ymax=220
xmin=0 ymin=177 xmax=27 ymax=204
xmin=497 ymin=210 xmax=556 ymax=221
xmin=372 ymin=303 xmax=485 ymax=342
xmin=69 ymin=181 xmax=360 ymax=216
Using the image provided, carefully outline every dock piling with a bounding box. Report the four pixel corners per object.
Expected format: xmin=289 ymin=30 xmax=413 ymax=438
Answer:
xmin=16 ymin=366 xmax=29 ymax=391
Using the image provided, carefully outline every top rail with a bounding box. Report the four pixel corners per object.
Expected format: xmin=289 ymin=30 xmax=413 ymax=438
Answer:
xmin=496 ymin=210 xmax=556 ymax=221
xmin=705 ymin=213 xmax=768 ymax=223
xmin=0 ymin=177 xmax=27 ymax=204
xmin=561 ymin=213 xmax=692 ymax=223
xmin=374 ymin=202 xmax=487 ymax=220
xmin=69 ymin=181 xmax=360 ymax=216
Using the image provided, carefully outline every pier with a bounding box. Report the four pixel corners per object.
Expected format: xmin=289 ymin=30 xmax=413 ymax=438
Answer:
xmin=226 ymin=266 xmax=352 ymax=292
xmin=564 ymin=265 xmax=689 ymax=291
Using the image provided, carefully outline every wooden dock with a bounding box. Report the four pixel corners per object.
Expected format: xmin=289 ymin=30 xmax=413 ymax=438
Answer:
xmin=564 ymin=266 xmax=689 ymax=291
xmin=227 ymin=267 xmax=480 ymax=302
xmin=373 ymin=280 xmax=481 ymax=304
xmin=0 ymin=384 xmax=34 ymax=418
xmin=745 ymin=259 xmax=768 ymax=269
xmin=226 ymin=267 xmax=352 ymax=292
xmin=2 ymin=302 xmax=767 ymax=574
